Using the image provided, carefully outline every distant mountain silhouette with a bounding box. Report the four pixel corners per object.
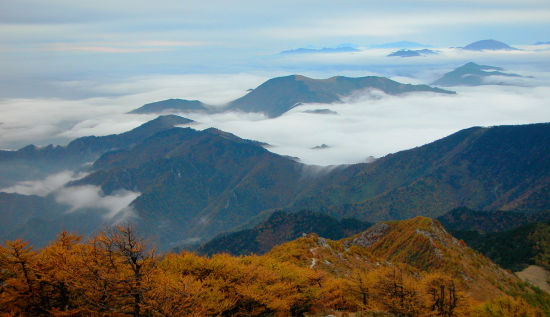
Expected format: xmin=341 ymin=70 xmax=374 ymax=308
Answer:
xmin=387 ymin=49 xmax=438 ymax=57
xmin=226 ymin=75 xmax=454 ymax=117
xmin=129 ymin=99 xmax=209 ymax=114
xmin=462 ymin=39 xmax=518 ymax=51
xmin=432 ymin=62 xmax=521 ymax=86
xmin=302 ymin=108 xmax=338 ymax=115
xmin=280 ymin=46 xmax=359 ymax=54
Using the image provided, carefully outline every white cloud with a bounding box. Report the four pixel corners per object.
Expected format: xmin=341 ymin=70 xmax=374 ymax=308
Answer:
xmin=258 ymin=10 xmax=550 ymax=39
xmin=54 ymin=185 xmax=140 ymax=221
xmin=0 ymin=171 xmax=88 ymax=196
xmin=0 ymin=73 xmax=268 ymax=148
xmin=186 ymin=84 xmax=550 ymax=165
xmin=0 ymin=68 xmax=549 ymax=166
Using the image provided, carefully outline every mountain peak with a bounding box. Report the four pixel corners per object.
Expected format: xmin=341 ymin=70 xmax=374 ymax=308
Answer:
xmin=462 ymin=39 xmax=518 ymax=51
xmin=432 ymin=62 xmax=520 ymax=86
xmin=227 ymin=75 xmax=454 ymax=117
xmin=128 ymin=99 xmax=209 ymax=114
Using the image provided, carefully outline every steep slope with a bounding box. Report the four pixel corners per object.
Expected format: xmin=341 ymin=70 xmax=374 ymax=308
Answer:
xmin=293 ymin=123 xmax=550 ymax=221
xmin=227 ymin=75 xmax=454 ymax=117
xmin=432 ymin=62 xmax=521 ymax=86
xmin=453 ymin=221 xmax=550 ymax=272
xmin=128 ymin=99 xmax=209 ymax=114
xmin=3 ymin=219 xmax=548 ymax=316
xmin=437 ymin=207 xmax=550 ymax=233
xmin=0 ymin=192 xmax=65 ymax=239
xmin=0 ymin=115 xmax=193 ymax=187
xmin=74 ymin=127 xmax=313 ymax=248
xmin=195 ymin=210 xmax=371 ymax=256
xmin=268 ymin=217 xmax=533 ymax=303
xmin=0 ymin=192 xmax=112 ymax=247
xmin=462 ymin=39 xmax=518 ymax=51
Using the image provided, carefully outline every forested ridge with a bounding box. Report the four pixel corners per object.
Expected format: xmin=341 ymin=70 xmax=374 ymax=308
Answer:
xmin=1 ymin=218 xmax=548 ymax=316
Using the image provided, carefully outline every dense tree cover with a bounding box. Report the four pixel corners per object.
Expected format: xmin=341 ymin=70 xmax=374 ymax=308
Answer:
xmin=1 ymin=224 xmax=547 ymax=316
xmin=195 ymin=210 xmax=371 ymax=256
xmin=452 ymin=221 xmax=550 ymax=271
xmin=437 ymin=208 xmax=550 ymax=234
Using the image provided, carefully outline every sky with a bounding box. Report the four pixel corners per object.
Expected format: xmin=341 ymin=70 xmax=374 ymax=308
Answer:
xmin=1 ymin=0 xmax=550 ymax=96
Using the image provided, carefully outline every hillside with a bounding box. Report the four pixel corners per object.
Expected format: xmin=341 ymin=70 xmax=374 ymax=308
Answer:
xmin=4 ymin=119 xmax=550 ymax=250
xmin=73 ymin=127 xmax=311 ymax=247
xmin=293 ymin=123 xmax=550 ymax=221
xmin=267 ymin=217 xmax=549 ymax=312
xmin=432 ymin=62 xmax=521 ymax=86
xmin=226 ymin=75 xmax=454 ymax=117
xmin=68 ymin=121 xmax=550 ymax=248
xmin=437 ymin=207 xmax=550 ymax=273
xmin=437 ymin=207 xmax=550 ymax=233
xmin=0 ymin=115 xmax=193 ymax=187
xmin=454 ymin=221 xmax=550 ymax=272
xmin=195 ymin=210 xmax=371 ymax=256
xmin=1 ymin=218 xmax=548 ymax=316
xmin=0 ymin=192 xmax=65 ymax=239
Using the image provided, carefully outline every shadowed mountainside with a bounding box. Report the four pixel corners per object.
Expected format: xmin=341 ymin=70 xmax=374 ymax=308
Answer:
xmin=293 ymin=123 xmax=550 ymax=221
xmin=0 ymin=115 xmax=194 ymax=187
xmin=195 ymin=210 xmax=372 ymax=256
xmin=432 ymin=62 xmax=521 ymax=86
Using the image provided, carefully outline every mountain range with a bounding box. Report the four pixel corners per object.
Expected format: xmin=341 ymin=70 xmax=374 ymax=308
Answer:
xmin=387 ymin=48 xmax=438 ymax=57
xmin=432 ymin=62 xmax=522 ymax=86
xmin=2 ymin=114 xmax=550 ymax=250
xmin=128 ymin=99 xmax=210 ymax=114
xmin=225 ymin=75 xmax=454 ymax=117
xmin=10 ymin=117 xmax=550 ymax=248
xmin=128 ymin=74 xmax=454 ymax=118
xmin=462 ymin=39 xmax=518 ymax=51
xmin=0 ymin=115 xmax=194 ymax=188
xmin=280 ymin=46 xmax=360 ymax=54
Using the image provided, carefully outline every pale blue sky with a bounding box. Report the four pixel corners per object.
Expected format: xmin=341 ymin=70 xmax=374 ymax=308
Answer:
xmin=1 ymin=0 xmax=550 ymax=99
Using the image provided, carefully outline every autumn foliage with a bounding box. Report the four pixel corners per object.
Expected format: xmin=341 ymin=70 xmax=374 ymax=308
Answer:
xmin=0 ymin=224 xmax=547 ymax=316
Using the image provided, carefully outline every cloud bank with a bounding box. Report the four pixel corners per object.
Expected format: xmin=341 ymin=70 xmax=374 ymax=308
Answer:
xmin=0 ymin=171 xmax=140 ymax=222
xmin=187 ymin=84 xmax=550 ymax=165
xmin=55 ymin=185 xmax=140 ymax=221
xmin=0 ymin=171 xmax=88 ymax=196
xmin=0 ymin=66 xmax=549 ymax=166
